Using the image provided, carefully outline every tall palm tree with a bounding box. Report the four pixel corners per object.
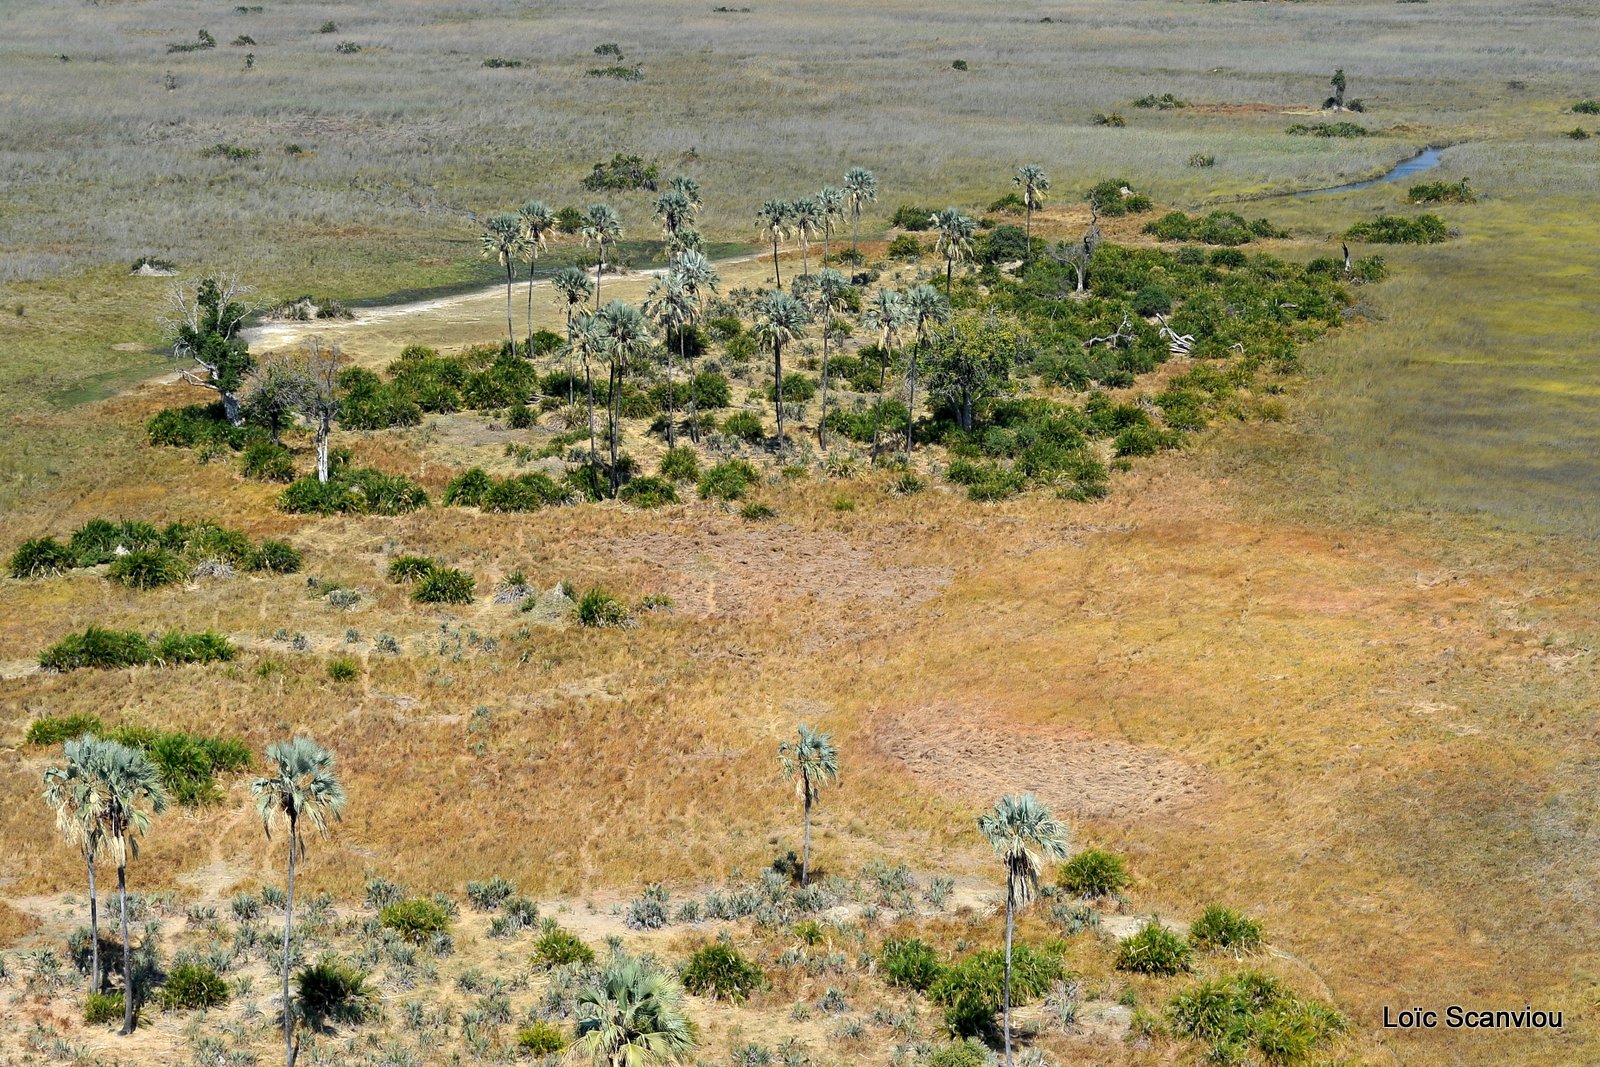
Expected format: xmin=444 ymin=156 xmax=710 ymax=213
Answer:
xmin=1012 ymin=165 xmax=1050 ymax=264
xmin=642 ymin=272 xmax=694 ymax=448
xmin=480 ymin=213 xmax=527 ymax=350
xmin=652 ymin=189 xmax=695 ymax=270
xmin=791 ymin=197 xmax=823 ymax=279
xmin=756 ymin=200 xmax=793 ymax=291
xmin=977 ymin=794 xmax=1070 ymax=1067
xmin=568 ymin=956 xmax=696 ymax=1067
xmin=95 ymin=740 xmax=168 ymax=1035
xmin=777 ymin=725 xmax=839 ymax=884
xmin=843 ymin=166 xmax=878 ymax=264
xmin=902 ymin=285 xmax=950 ymax=461
xmin=570 ymin=310 xmax=607 ymax=468
xmin=43 ymin=735 xmax=110 ymax=994
xmin=596 ymin=300 xmax=654 ymax=494
xmin=581 ymin=204 xmax=623 ymax=309
xmin=816 ymin=185 xmax=845 ymax=264
xmin=675 ymin=249 xmax=720 ymax=442
xmin=667 ymin=174 xmax=703 ymax=212
xmin=932 ymin=207 xmax=977 ymax=298
xmin=519 ymin=200 xmax=558 ymax=346
xmin=864 ymin=288 xmax=909 ymax=461
xmin=553 ymin=266 xmax=596 ymax=406
xmin=811 ymin=268 xmax=852 ymax=449
xmin=252 ymin=737 xmax=347 ymax=1067
xmin=752 ymin=290 xmax=808 ymax=440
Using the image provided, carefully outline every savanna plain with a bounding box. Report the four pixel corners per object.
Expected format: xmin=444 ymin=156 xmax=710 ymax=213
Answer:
xmin=2 ymin=2 xmax=1600 ymax=1067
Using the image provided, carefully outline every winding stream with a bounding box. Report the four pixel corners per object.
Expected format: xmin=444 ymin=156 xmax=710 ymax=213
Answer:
xmin=1291 ymin=145 xmax=1446 ymax=198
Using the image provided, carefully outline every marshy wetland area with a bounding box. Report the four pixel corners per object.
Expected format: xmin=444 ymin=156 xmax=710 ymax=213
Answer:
xmin=3 ymin=2 xmax=1600 ymax=1066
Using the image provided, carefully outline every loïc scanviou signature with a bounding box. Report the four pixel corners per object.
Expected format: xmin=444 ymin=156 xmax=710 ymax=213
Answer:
xmin=1382 ymin=1005 xmax=1564 ymax=1030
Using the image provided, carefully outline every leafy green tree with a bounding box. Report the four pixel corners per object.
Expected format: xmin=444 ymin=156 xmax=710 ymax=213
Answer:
xmin=1012 ymin=165 xmax=1050 ymax=262
xmin=480 ymin=213 xmax=528 ymax=349
xmin=977 ymin=794 xmax=1070 ymax=1067
xmin=569 ymin=956 xmax=697 ymax=1067
xmin=43 ymin=735 xmax=111 ymax=994
xmin=901 ymin=285 xmax=951 ymax=460
xmin=519 ymin=200 xmax=558 ymax=343
xmin=924 ymin=312 xmax=1026 ymax=431
xmin=1328 ymin=68 xmax=1347 ymax=109
xmin=791 ymin=197 xmax=823 ymax=278
xmin=582 ymin=204 xmax=624 ymax=308
xmin=293 ymin=339 xmax=345 ymax=483
xmin=166 ymin=276 xmax=256 ymax=425
xmin=778 ymin=724 xmax=839 ymax=884
xmin=843 ymin=167 xmax=878 ymax=263
xmin=95 ymin=740 xmax=169 ymax=1034
xmin=816 ymin=185 xmax=845 ymax=263
xmin=596 ymin=300 xmax=654 ymax=493
xmin=752 ymin=291 xmax=809 ymax=439
xmin=756 ymin=200 xmax=793 ymax=290
xmin=553 ymin=266 xmax=596 ymax=405
xmin=933 ymin=208 xmax=977 ymax=297
xmin=811 ymin=269 xmax=853 ymax=448
xmin=252 ymin=738 xmax=347 ymax=1067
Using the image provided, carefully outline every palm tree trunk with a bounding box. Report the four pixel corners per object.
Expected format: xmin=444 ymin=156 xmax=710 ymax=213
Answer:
xmin=823 ymin=227 xmax=831 ymax=265
xmin=1024 ymin=204 xmax=1033 ymax=263
xmin=946 ymin=259 xmax=954 ymax=299
xmin=686 ymin=325 xmax=700 ymax=444
xmin=283 ymin=816 xmax=298 ymax=1067
xmin=609 ymin=362 xmax=622 ymax=495
xmin=870 ymin=340 xmax=891 ymax=463
xmin=566 ymin=314 xmax=576 ymax=406
xmin=904 ymin=340 xmax=920 ymax=462
xmin=87 ymin=853 xmax=100 ymax=994
xmin=583 ymin=355 xmax=598 ymax=468
xmin=1002 ymin=890 xmax=1016 ymax=1067
xmin=117 ymin=850 xmax=132 ymax=1034
xmin=852 ymin=210 xmax=860 ymax=262
xmin=505 ymin=265 xmax=515 ymax=351
xmin=771 ymin=238 xmax=782 ymax=291
xmin=595 ymin=248 xmax=605 ymax=309
xmin=668 ymin=329 xmax=682 ymax=448
xmin=818 ymin=325 xmax=831 ymax=449
xmin=526 ymin=257 xmax=537 ymax=348
xmin=801 ymin=240 xmax=809 ymax=279
xmin=773 ymin=340 xmax=785 ymax=439
xmin=801 ymin=783 xmax=812 ymax=885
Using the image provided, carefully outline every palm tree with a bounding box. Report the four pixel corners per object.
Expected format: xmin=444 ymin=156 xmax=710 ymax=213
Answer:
xmin=596 ymin=300 xmax=654 ymax=494
xmin=252 ymin=737 xmax=347 ymax=1067
xmin=902 ymin=285 xmax=950 ymax=461
xmin=777 ymin=725 xmax=839 ymax=884
xmin=519 ymin=200 xmax=558 ymax=346
xmin=932 ymin=207 xmax=977 ymax=297
xmin=811 ymin=268 xmax=852 ymax=449
xmin=791 ymin=197 xmax=822 ymax=279
xmin=667 ymin=174 xmax=703 ymax=212
xmin=653 ymin=189 xmax=695 ymax=269
xmin=864 ymin=288 xmax=909 ymax=461
xmin=752 ymin=290 xmax=808 ymax=440
xmin=95 ymin=740 xmax=168 ymax=1035
xmin=553 ymin=266 xmax=596 ymax=406
xmin=642 ymin=272 xmax=694 ymax=448
xmin=570 ymin=311 xmax=607 ymax=468
xmin=480 ymin=213 xmax=527 ymax=350
xmin=42 ymin=735 xmax=110 ymax=994
xmin=843 ymin=166 xmax=878 ymax=264
xmin=581 ymin=204 xmax=623 ymax=309
xmin=568 ymin=956 xmax=696 ymax=1067
xmin=756 ymin=200 xmax=793 ymax=291
xmin=1013 ymin=165 xmax=1050 ymax=263
xmin=675 ymin=249 xmax=720 ymax=442
xmin=977 ymin=794 xmax=1070 ymax=1067
xmin=816 ymin=185 xmax=845 ymax=264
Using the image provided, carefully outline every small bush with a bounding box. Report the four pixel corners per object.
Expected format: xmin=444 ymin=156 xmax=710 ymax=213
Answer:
xmin=442 ymin=468 xmax=495 ymax=508
xmin=1133 ymin=92 xmax=1187 ymax=109
xmin=242 ymin=441 xmax=296 ymax=482
xmin=619 ymin=476 xmax=679 ymax=508
xmin=721 ymin=410 xmax=766 ymax=442
xmin=699 ymin=459 xmax=761 ymax=501
xmin=888 ymin=234 xmax=924 ymax=259
xmin=1188 ymin=905 xmax=1264 ymax=953
xmin=1115 ymin=921 xmax=1192 ymax=975
xmin=576 ymin=588 xmax=631 ymax=628
xmin=1092 ymin=112 xmax=1126 ymax=127
xmin=295 ymin=956 xmax=378 ymax=1025
xmin=532 ymin=926 xmax=594 ymax=968
xmin=1086 ymin=179 xmax=1152 ymax=216
xmin=249 ymin=540 xmax=303 ymax=574
xmin=1169 ymin=970 xmax=1345 ymax=1066
xmin=40 ymin=627 xmax=153 ymax=671
xmin=889 ymin=204 xmax=935 ymax=231
xmin=1286 ymin=121 xmax=1368 ymax=137
xmin=85 ymin=991 xmax=127 ymax=1025
xmin=159 ymin=961 xmax=229 ymax=1011
xmin=1408 ymin=177 xmax=1476 ymax=204
xmin=108 ymin=547 xmax=186 ymax=589
xmin=1058 ymin=847 xmax=1131 ymax=898
xmin=680 ymin=942 xmax=767 ymax=1002
xmin=739 ymin=500 xmax=777 ymax=521
xmin=25 ymin=713 xmax=104 ymax=746
xmin=387 ymin=556 xmax=437 ymax=583
xmin=154 ymin=630 xmax=236 ymax=665
xmin=517 ymin=1021 xmax=566 ymax=1055
xmin=1344 ymin=214 xmax=1450 ymax=244
xmin=327 ymin=657 xmax=359 ymax=681
xmin=466 ymin=877 xmax=517 ymax=911
xmin=412 ymin=568 xmax=476 ymax=604
xmin=879 ymin=937 xmax=942 ymax=991
xmin=581 ymin=153 xmax=657 ymax=190
xmin=1573 ymin=100 xmax=1600 ymax=115
xmin=380 ymin=899 xmax=453 ymax=945
xmin=658 ymin=446 xmax=701 ymax=483
xmin=926 ymin=1040 xmax=986 ymax=1067
xmin=8 ymin=536 xmax=74 ymax=578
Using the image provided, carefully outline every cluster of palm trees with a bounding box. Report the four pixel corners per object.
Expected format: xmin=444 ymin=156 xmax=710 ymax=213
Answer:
xmin=42 ymin=733 xmax=345 ymax=1067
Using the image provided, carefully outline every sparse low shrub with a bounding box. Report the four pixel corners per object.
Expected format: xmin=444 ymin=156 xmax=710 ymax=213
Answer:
xmin=888 ymin=234 xmax=924 ymax=259
xmin=295 ymin=956 xmax=378 ymax=1025
xmin=1188 ymin=152 xmax=1216 ymax=168
xmin=387 ymin=555 xmax=437 ymax=583
xmin=1168 ymin=970 xmax=1345 ymax=1066
xmin=1092 ymin=112 xmax=1126 ymax=127
xmin=326 ymin=657 xmax=358 ymax=682
xmin=9 ymin=536 xmax=74 ymax=578
xmin=159 ymin=961 xmax=229 ymax=1011
xmin=532 ymin=926 xmax=594 ymax=968
xmin=739 ymin=500 xmax=777 ymax=521
xmin=380 ymin=899 xmax=453 ymax=945
xmin=1133 ymin=92 xmax=1187 ymax=109
xmin=1144 ymin=210 xmax=1286 ymax=246
xmin=889 ymin=204 xmax=935 ymax=231
xmin=926 ymin=1040 xmax=986 ymax=1067
xmin=154 ymin=629 xmax=236 ymax=665
xmin=625 ymin=884 xmax=670 ymax=929
xmin=581 ymin=153 xmax=657 ymax=190
xmin=929 ymin=946 xmax=1064 ymax=1037
xmin=680 ymin=942 xmax=767 ymax=1002
xmin=1286 ymin=121 xmax=1368 ymax=137
xmin=1086 ymin=179 xmax=1152 ymax=216
xmin=40 ymin=627 xmax=153 ymax=671
xmin=576 ymin=587 xmax=630 ymax=628
xmin=24 ymin=713 xmax=104 ymax=746
xmin=249 ymin=540 xmax=303 ymax=574
xmin=466 ymin=878 xmax=517 ymax=911
xmin=1058 ymin=847 xmax=1131 ymax=898
xmin=517 ymin=1021 xmax=566 ymax=1055
xmin=1573 ymin=100 xmax=1600 ymax=114
xmin=1188 ymin=905 xmax=1264 ymax=953
xmin=412 ymin=568 xmax=476 ymax=604
xmin=1115 ymin=921 xmax=1192 ymax=975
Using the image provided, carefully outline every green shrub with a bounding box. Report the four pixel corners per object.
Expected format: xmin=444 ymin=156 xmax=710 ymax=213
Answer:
xmin=1115 ymin=921 xmax=1192 ymax=975
xmin=25 ymin=713 xmax=104 ymax=746
xmin=532 ymin=926 xmax=594 ymax=968
xmin=108 ymin=547 xmax=186 ymax=589
xmin=1344 ymin=214 xmax=1450 ymax=244
xmin=159 ymin=961 xmax=229 ymax=1011
xmin=249 ymin=540 xmax=303 ymax=574
xmin=85 ymin=991 xmax=128 ymax=1025
xmin=1168 ymin=970 xmax=1345 ymax=1066
xmin=443 ymin=467 xmax=495 ymax=507
xmin=517 ymin=1021 xmax=567 ymax=1055
xmin=411 ymin=568 xmax=476 ymax=605
xmin=40 ymin=627 xmax=153 ymax=671
xmin=1573 ymin=99 xmax=1600 ymax=114
xmin=1058 ymin=847 xmax=1131 ymax=898
xmin=739 ymin=500 xmax=777 ymax=521
xmin=1133 ymin=92 xmax=1187 ymax=109
xmin=483 ymin=472 xmax=565 ymax=511
xmin=127 ymin=727 xmax=249 ymax=805
xmin=699 ymin=459 xmax=761 ymax=501
xmin=327 ymin=657 xmax=359 ymax=682
xmin=879 ymin=937 xmax=942 ymax=991
xmin=929 ymin=946 xmax=1064 ymax=1037
xmin=242 ymin=441 xmax=297 ymax=482
xmin=1285 ymin=121 xmax=1368 ymax=137
xmin=581 ymin=152 xmax=657 ymax=189
xmin=889 ymin=204 xmax=935 ymax=230
xmin=680 ymin=942 xmax=768 ymax=1002
xmin=926 ymin=1040 xmax=987 ymax=1067
xmin=69 ymin=518 xmax=161 ymax=566
xmin=1408 ymin=178 xmax=1476 ymax=204
xmin=146 ymin=403 xmax=246 ymax=451
xmin=1188 ymin=905 xmax=1264 ymax=953
xmin=1092 ymin=112 xmax=1126 ymax=127
xmin=294 ymin=956 xmax=379 ymax=1025
xmin=380 ymin=899 xmax=453 ymax=945
xmin=466 ymin=877 xmax=517 ymax=910
xmin=888 ymin=234 xmax=924 ymax=259
xmin=8 ymin=536 xmax=74 ymax=578
xmin=619 ymin=476 xmax=679 ymax=508
xmin=280 ymin=468 xmax=429 ymax=515
xmin=1131 ymin=283 xmax=1174 ymax=316
xmin=1114 ymin=423 xmax=1180 ymax=457
xmin=1086 ymin=179 xmax=1152 ymax=216
xmin=154 ymin=629 xmax=236 ymax=665
xmin=658 ymin=446 xmax=701 ymax=483
xmin=691 ymin=370 xmax=733 ymax=409
xmin=1144 ymin=210 xmax=1285 ymax=246
xmin=576 ymin=588 xmax=631 ymax=628
xmin=387 ymin=556 xmax=437 ymax=583
xmin=721 ymin=410 xmax=766 ymax=441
